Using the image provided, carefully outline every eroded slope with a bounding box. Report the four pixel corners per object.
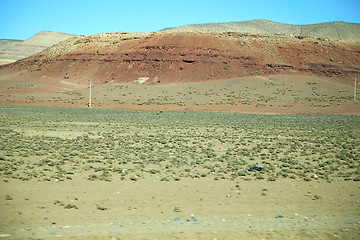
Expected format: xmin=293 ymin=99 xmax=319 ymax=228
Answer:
xmin=1 ymin=31 xmax=359 ymax=84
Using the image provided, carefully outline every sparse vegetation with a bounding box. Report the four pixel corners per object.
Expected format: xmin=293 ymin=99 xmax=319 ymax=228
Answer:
xmin=0 ymin=106 xmax=359 ymax=183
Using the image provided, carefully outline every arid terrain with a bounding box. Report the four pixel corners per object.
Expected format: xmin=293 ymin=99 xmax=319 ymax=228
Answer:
xmin=1 ymin=31 xmax=360 ymax=83
xmin=0 ymin=106 xmax=359 ymax=239
xmin=0 ymin=30 xmax=359 ymax=115
xmin=0 ymin=74 xmax=359 ymax=115
xmin=0 ymin=19 xmax=360 ymax=239
xmin=0 ymin=31 xmax=75 ymax=66
xmin=162 ymin=19 xmax=360 ymax=41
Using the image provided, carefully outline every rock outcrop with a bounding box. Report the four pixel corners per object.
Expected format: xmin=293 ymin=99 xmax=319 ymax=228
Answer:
xmin=1 ymin=31 xmax=359 ymax=84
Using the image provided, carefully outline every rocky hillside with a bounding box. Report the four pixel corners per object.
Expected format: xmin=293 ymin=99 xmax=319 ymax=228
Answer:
xmin=1 ymin=31 xmax=359 ymax=84
xmin=0 ymin=31 xmax=75 ymax=65
xmin=161 ymin=19 xmax=360 ymax=41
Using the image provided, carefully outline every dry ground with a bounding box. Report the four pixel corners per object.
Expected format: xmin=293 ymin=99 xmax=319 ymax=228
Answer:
xmin=1 ymin=178 xmax=359 ymax=239
xmin=0 ymin=75 xmax=359 ymax=115
xmin=0 ymin=106 xmax=359 ymax=239
xmin=1 ymin=27 xmax=359 ymax=240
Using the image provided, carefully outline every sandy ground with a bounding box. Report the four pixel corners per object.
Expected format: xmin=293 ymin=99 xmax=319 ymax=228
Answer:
xmin=0 ymin=106 xmax=359 ymax=239
xmin=1 ymin=178 xmax=359 ymax=239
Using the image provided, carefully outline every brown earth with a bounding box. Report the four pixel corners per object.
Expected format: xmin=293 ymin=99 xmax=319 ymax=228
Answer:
xmin=0 ymin=74 xmax=359 ymax=115
xmin=1 ymin=31 xmax=359 ymax=84
xmin=0 ymin=31 xmax=359 ymax=114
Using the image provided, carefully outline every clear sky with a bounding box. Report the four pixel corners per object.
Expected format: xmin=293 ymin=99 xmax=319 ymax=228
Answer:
xmin=0 ymin=0 xmax=359 ymax=40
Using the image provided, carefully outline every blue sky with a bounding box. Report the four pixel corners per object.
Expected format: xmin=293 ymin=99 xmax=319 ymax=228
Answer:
xmin=0 ymin=0 xmax=359 ymax=40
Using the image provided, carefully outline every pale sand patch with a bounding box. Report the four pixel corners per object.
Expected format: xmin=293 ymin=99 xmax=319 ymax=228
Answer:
xmin=1 ymin=178 xmax=359 ymax=239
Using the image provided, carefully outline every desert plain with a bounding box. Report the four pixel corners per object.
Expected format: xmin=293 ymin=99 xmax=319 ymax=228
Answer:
xmin=0 ymin=20 xmax=360 ymax=239
xmin=0 ymin=106 xmax=359 ymax=239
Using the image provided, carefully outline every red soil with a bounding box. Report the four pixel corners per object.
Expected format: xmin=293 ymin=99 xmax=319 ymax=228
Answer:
xmin=0 ymin=31 xmax=359 ymax=115
xmin=1 ymin=31 xmax=359 ymax=85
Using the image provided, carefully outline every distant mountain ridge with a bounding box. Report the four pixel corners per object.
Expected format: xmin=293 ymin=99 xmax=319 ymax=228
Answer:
xmin=21 ymin=31 xmax=75 ymax=47
xmin=161 ymin=19 xmax=360 ymax=41
xmin=0 ymin=31 xmax=75 ymax=65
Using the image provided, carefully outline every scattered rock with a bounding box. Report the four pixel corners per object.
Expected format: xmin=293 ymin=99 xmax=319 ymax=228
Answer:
xmin=312 ymin=195 xmax=322 ymax=200
xmin=5 ymin=194 xmax=13 ymax=200
xmin=96 ymin=204 xmax=108 ymax=211
xmin=64 ymin=204 xmax=78 ymax=209
xmin=130 ymin=175 xmax=140 ymax=181
xmin=173 ymin=206 xmax=182 ymax=212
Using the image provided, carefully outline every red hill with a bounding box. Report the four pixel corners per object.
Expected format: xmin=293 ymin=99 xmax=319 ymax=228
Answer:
xmin=1 ymin=31 xmax=359 ymax=84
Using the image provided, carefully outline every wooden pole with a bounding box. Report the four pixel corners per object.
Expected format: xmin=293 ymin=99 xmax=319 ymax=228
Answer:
xmin=354 ymin=73 xmax=357 ymax=101
xmin=89 ymin=76 xmax=92 ymax=108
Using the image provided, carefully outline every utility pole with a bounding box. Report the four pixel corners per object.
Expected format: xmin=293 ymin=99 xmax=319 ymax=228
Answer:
xmin=88 ymin=76 xmax=92 ymax=108
xmin=354 ymin=73 xmax=357 ymax=101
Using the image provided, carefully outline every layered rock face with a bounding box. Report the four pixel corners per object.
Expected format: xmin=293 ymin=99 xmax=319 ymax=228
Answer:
xmin=1 ymin=31 xmax=359 ymax=84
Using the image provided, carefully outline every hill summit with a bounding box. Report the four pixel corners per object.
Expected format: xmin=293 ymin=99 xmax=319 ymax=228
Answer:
xmin=1 ymin=31 xmax=359 ymax=84
xmin=0 ymin=31 xmax=75 ymax=65
xmin=161 ymin=19 xmax=360 ymax=41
